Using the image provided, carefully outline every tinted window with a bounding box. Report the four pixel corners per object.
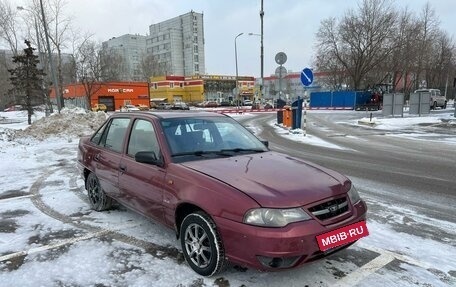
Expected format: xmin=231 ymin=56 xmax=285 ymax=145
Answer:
xmin=102 ymin=118 xmax=131 ymax=153
xmin=127 ymin=119 xmax=160 ymax=157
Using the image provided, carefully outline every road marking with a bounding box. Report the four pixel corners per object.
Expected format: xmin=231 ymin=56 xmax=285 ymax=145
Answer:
xmin=332 ymin=252 xmax=395 ymax=287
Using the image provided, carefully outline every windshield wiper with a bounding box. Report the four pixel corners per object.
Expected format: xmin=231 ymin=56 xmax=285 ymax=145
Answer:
xmin=219 ymin=148 xmax=265 ymax=154
xmin=172 ymin=150 xmax=232 ymax=157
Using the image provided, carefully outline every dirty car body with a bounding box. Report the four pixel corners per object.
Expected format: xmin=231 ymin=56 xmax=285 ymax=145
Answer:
xmin=77 ymin=111 xmax=367 ymax=276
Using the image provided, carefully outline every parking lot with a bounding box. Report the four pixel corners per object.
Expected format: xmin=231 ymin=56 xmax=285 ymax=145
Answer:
xmin=0 ymin=109 xmax=455 ymax=286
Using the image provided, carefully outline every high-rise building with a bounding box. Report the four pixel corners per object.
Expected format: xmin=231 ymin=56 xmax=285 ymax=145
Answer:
xmin=146 ymin=11 xmax=205 ymax=77
xmin=102 ymin=34 xmax=147 ymax=81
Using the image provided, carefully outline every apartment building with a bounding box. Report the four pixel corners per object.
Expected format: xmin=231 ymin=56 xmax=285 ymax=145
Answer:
xmin=102 ymin=34 xmax=147 ymax=81
xmin=146 ymin=11 xmax=205 ymax=77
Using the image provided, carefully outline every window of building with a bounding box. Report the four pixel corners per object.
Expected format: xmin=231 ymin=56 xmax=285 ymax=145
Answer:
xmin=154 ymin=83 xmax=158 ymax=89
xmin=194 ymin=55 xmax=199 ymax=62
xmin=194 ymin=64 xmax=199 ymax=72
xmin=179 ymin=82 xmax=183 ymax=88
xmin=194 ymin=45 xmax=198 ymax=53
xmin=170 ymin=82 xmax=174 ymax=88
xmin=193 ymin=36 xmax=198 ymax=42
xmin=193 ymin=27 xmax=198 ymax=33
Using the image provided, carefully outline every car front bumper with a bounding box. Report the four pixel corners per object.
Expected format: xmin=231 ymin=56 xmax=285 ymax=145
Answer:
xmin=214 ymin=200 xmax=367 ymax=270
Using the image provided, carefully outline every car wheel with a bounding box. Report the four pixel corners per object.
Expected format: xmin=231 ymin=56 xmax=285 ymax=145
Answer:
xmin=443 ymin=102 xmax=447 ymax=109
xmin=432 ymin=101 xmax=437 ymax=110
xmin=86 ymin=172 xmax=112 ymax=211
xmin=180 ymin=212 xmax=226 ymax=276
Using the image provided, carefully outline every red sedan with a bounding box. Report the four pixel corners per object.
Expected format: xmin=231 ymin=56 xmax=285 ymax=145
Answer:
xmin=77 ymin=111 xmax=367 ymax=276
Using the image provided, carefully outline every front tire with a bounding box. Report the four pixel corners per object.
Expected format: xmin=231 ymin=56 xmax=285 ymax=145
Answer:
xmin=180 ymin=212 xmax=226 ymax=276
xmin=86 ymin=172 xmax=112 ymax=211
xmin=443 ymin=101 xmax=447 ymax=109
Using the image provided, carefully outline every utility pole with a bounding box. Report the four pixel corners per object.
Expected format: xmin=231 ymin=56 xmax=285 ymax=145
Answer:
xmin=39 ymin=0 xmax=62 ymax=112
xmin=235 ymin=33 xmax=244 ymax=109
xmin=260 ymin=0 xmax=264 ymax=101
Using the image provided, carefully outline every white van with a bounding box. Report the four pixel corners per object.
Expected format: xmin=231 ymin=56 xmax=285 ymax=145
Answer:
xmin=414 ymin=89 xmax=447 ymax=109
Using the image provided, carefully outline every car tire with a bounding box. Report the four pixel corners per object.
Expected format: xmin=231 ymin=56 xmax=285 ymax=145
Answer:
xmin=432 ymin=101 xmax=437 ymax=110
xmin=180 ymin=211 xmax=226 ymax=276
xmin=443 ymin=102 xmax=447 ymax=109
xmin=86 ymin=172 xmax=113 ymax=211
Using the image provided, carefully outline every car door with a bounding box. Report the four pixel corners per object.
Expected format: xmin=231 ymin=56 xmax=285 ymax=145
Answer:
xmin=118 ymin=118 xmax=167 ymax=222
xmin=95 ymin=117 xmax=131 ymax=199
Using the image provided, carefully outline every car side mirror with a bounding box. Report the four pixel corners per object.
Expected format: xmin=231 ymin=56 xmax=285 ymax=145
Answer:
xmin=261 ymin=140 xmax=269 ymax=148
xmin=135 ymin=151 xmax=164 ymax=167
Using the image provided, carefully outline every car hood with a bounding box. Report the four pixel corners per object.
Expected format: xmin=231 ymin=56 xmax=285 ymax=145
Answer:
xmin=181 ymin=151 xmax=349 ymax=208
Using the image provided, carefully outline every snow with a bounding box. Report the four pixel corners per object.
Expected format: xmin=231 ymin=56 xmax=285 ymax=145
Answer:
xmin=0 ymin=107 xmax=455 ymax=286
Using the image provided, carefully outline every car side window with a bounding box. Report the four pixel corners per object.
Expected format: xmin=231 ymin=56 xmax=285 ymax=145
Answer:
xmin=102 ymin=118 xmax=131 ymax=153
xmin=90 ymin=122 xmax=108 ymax=145
xmin=127 ymin=119 xmax=160 ymax=158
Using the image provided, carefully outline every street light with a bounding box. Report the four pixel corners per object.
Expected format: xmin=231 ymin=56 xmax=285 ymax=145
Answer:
xmin=234 ymin=32 xmax=244 ymax=108
xmin=248 ymin=33 xmax=261 ymax=103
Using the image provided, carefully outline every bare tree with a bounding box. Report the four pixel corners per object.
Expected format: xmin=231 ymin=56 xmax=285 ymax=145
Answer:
xmin=139 ymin=52 xmax=163 ymax=81
xmin=74 ymin=39 xmax=104 ymax=109
xmin=0 ymin=0 xmax=20 ymax=55
xmin=413 ymin=2 xmax=439 ymax=90
xmin=30 ymin=0 xmax=71 ymax=108
xmin=100 ymin=46 xmax=126 ymax=81
xmin=316 ymin=0 xmax=399 ymax=90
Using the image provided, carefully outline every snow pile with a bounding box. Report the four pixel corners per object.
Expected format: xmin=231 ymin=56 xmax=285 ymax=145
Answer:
xmin=4 ymin=108 xmax=108 ymax=141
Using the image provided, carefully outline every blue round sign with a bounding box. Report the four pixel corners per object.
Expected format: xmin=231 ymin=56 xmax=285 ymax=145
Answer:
xmin=300 ymin=68 xmax=314 ymax=87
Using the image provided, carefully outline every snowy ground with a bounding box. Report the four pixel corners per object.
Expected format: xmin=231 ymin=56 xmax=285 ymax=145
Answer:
xmin=0 ymin=108 xmax=455 ymax=286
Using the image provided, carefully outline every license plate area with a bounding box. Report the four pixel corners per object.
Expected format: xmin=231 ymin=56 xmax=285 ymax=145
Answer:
xmin=316 ymin=221 xmax=369 ymax=252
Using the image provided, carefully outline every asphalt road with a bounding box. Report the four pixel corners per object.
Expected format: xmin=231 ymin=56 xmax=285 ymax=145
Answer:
xmin=240 ymin=111 xmax=456 ymax=223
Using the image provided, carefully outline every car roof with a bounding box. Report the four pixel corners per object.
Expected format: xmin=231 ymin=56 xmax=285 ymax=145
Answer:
xmin=114 ymin=110 xmax=227 ymax=119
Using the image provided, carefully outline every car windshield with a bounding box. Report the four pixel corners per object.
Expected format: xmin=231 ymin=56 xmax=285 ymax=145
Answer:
xmin=160 ymin=116 xmax=268 ymax=162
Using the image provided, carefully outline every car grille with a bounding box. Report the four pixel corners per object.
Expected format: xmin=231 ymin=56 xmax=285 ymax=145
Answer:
xmin=308 ymin=197 xmax=349 ymax=220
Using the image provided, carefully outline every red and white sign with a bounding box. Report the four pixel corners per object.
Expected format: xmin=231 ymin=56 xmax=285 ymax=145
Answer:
xmin=316 ymin=221 xmax=369 ymax=251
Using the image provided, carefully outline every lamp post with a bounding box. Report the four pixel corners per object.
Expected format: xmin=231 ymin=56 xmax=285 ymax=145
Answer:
xmin=235 ymin=32 xmax=244 ymax=108
xmin=248 ymin=32 xmax=261 ymax=103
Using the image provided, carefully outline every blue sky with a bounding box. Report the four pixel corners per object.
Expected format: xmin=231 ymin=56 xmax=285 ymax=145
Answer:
xmin=15 ymin=0 xmax=456 ymax=78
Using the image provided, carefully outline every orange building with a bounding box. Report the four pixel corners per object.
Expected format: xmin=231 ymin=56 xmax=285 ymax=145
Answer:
xmin=51 ymin=82 xmax=150 ymax=111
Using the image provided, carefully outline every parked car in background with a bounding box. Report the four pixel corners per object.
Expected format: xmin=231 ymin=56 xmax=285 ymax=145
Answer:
xmin=77 ymin=111 xmax=368 ymax=276
xmin=203 ymin=101 xmax=219 ymax=107
xmin=414 ymin=88 xmax=447 ymax=109
xmin=136 ymin=104 xmax=150 ymax=111
xmin=120 ymin=104 xmax=140 ymax=112
xmin=91 ymin=104 xmax=107 ymax=112
xmin=243 ymin=99 xmax=253 ymax=106
xmin=171 ymin=102 xmax=190 ymax=110
xmin=156 ymin=102 xmax=172 ymax=110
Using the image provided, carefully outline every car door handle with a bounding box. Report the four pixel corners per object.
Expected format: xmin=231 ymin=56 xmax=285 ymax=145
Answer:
xmin=119 ymin=164 xmax=127 ymax=172
xmin=94 ymin=154 xmax=100 ymax=161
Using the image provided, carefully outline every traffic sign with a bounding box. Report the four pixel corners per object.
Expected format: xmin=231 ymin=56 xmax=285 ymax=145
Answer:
xmin=300 ymin=68 xmax=313 ymax=86
xmin=275 ymin=66 xmax=287 ymax=78
xmin=275 ymin=52 xmax=287 ymax=65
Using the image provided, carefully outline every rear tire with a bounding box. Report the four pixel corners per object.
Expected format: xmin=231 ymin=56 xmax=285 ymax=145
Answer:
xmin=86 ymin=172 xmax=112 ymax=211
xmin=180 ymin=211 xmax=226 ymax=276
xmin=432 ymin=101 xmax=437 ymax=110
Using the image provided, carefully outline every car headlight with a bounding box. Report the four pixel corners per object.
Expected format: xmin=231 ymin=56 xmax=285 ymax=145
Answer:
xmin=347 ymin=184 xmax=361 ymax=204
xmin=244 ymin=208 xmax=311 ymax=227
